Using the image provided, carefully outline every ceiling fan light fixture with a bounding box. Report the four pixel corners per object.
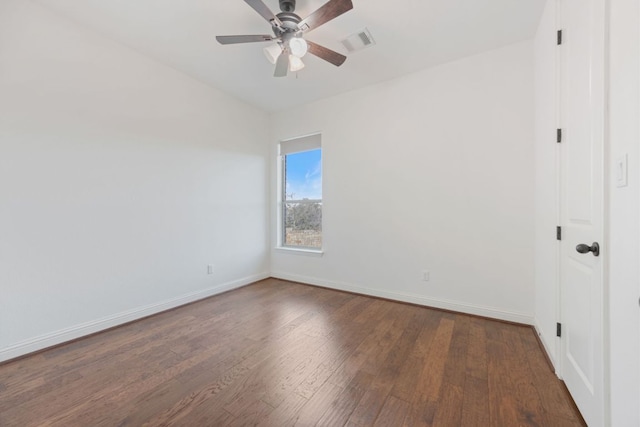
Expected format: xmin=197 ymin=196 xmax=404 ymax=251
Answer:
xmin=289 ymin=37 xmax=308 ymax=58
xmin=289 ymin=55 xmax=305 ymax=72
xmin=263 ymin=43 xmax=282 ymax=64
xmin=216 ymin=0 xmax=354 ymax=76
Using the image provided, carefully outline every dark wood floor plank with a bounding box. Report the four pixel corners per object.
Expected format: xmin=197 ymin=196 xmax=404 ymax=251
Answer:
xmin=373 ymin=395 xmax=409 ymax=426
xmin=465 ymin=318 xmax=489 ymax=379
xmin=500 ymin=326 xmax=549 ymax=426
xmin=0 ymin=279 xmax=585 ymax=427
xmin=325 ymin=302 xmax=399 ymax=389
xmin=389 ymin=309 xmax=441 ymax=402
xmin=221 ymin=333 xmax=327 ymax=417
xmin=97 ymin=337 xmax=257 ymax=425
xmin=255 ymin=393 xmax=307 ymax=427
xmin=292 ymin=322 xmax=369 ymax=400
xmin=133 ymin=284 xmax=352 ymax=425
xmin=486 ymin=322 xmax=524 ymax=427
xmin=359 ymin=304 xmax=415 ymax=377
xmin=171 ymin=407 xmax=236 ymax=427
xmin=431 ymin=314 xmax=470 ymax=426
xmin=314 ymin=369 xmax=375 ymax=426
xmin=348 ymin=306 xmax=426 ymax=426
xmin=136 ymin=314 xmax=328 ymax=424
xmin=461 ymin=376 xmax=490 ymax=427
xmin=222 ymin=398 xmax=273 ymax=427
xmin=432 ymin=384 xmax=464 ymax=427
xmin=460 ymin=318 xmax=490 ymax=426
xmin=520 ymin=328 xmax=587 ymax=426
xmin=403 ymin=317 xmax=455 ymax=427
xmin=262 ymin=295 xmax=380 ymax=408
xmin=292 ymin=379 xmax=344 ymax=426
xmin=347 ymin=378 xmax=393 ymax=426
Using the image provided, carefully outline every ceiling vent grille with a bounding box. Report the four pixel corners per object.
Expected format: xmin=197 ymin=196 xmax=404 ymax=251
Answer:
xmin=340 ymin=28 xmax=376 ymax=53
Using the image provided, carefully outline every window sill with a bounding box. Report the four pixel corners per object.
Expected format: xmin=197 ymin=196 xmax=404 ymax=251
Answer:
xmin=274 ymin=247 xmax=324 ymax=257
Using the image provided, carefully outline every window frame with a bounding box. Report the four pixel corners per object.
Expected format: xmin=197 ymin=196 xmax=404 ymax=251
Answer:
xmin=277 ymin=134 xmax=323 ymax=254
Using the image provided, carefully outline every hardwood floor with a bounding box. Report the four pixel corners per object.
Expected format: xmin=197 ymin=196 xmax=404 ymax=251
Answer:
xmin=0 ymin=279 xmax=585 ymax=426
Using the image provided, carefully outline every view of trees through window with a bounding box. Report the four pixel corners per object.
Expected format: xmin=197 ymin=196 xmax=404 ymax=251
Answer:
xmin=284 ymin=199 xmax=322 ymax=248
xmin=282 ymin=148 xmax=322 ymax=249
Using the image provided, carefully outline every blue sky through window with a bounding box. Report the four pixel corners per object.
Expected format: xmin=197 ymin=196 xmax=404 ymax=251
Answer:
xmin=285 ymin=149 xmax=322 ymax=200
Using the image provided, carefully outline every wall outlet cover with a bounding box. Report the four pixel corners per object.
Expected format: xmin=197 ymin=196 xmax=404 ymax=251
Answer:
xmin=615 ymin=154 xmax=628 ymax=188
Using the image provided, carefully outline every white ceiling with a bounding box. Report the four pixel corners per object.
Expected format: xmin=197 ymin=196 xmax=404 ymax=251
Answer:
xmin=33 ymin=0 xmax=546 ymax=112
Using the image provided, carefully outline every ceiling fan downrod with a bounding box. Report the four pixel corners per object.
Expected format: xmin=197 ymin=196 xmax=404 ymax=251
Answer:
xmin=279 ymin=0 xmax=296 ymax=12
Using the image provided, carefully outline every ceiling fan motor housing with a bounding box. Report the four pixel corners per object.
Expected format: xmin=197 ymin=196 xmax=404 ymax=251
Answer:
xmin=272 ymin=11 xmax=302 ymax=37
xmin=279 ymin=0 xmax=296 ymax=13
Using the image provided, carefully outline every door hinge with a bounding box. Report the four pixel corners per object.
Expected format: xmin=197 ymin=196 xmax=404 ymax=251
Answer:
xmin=556 ymin=128 xmax=562 ymax=143
xmin=557 ymin=30 xmax=563 ymax=45
xmin=557 ymin=322 xmax=562 ymax=337
xmin=556 ymin=226 xmax=562 ymax=241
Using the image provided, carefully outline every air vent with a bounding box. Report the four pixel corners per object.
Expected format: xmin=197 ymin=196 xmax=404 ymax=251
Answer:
xmin=340 ymin=28 xmax=376 ymax=53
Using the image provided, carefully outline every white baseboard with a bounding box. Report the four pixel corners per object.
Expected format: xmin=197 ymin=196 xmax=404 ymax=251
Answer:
xmin=533 ymin=317 xmax=560 ymax=375
xmin=272 ymin=272 xmax=534 ymax=325
xmin=0 ymin=272 xmax=269 ymax=363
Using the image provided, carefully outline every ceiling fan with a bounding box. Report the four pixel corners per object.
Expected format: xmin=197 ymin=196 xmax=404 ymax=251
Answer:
xmin=216 ymin=0 xmax=353 ymax=77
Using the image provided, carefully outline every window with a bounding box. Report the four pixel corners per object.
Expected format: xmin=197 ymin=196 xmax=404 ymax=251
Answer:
xmin=279 ymin=134 xmax=322 ymax=250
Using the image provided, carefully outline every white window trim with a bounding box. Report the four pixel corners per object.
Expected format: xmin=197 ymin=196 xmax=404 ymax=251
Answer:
xmin=277 ymin=133 xmax=323 ymax=253
xmin=273 ymin=246 xmax=324 ymax=256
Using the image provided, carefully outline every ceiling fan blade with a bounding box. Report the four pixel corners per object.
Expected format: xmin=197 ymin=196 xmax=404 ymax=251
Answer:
xmin=244 ymin=0 xmax=283 ymax=28
xmin=307 ymin=41 xmax=347 ymax=66
xmin=216 ymin=35 xmax=275 ymax=45
xmin=298 ymin=0 xmax=353 ymax=33
xmin=274 ymin=51 xmax=290 ymax=77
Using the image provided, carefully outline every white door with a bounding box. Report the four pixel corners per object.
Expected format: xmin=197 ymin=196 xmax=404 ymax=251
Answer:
xmin=558 ymin=0 xmax=606 ymax=425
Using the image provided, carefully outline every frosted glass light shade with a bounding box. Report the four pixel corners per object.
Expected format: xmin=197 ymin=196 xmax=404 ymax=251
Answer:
xmin=289 ymin=38 xmax=308 ymax=57
xmin=263 ymin=43 xmax=282 ymax=64
xmin=289 ymin=55 xmax=305 ymax=72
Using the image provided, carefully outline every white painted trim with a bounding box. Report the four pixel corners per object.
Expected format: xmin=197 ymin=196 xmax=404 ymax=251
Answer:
xmin=272 ymin=271 xmax=534 ymax=325
xmin=533 ymin=317 xmax=560 ymax=376
xmin=553 ymin=0 xmax=563 ymax=386
xmin=637 ymin=3 xmax=640 ymax=422
xmin=0 ymin=272 xmax=269 ymax=363
xmin=273 ymin=247 xmax=324 ymax=257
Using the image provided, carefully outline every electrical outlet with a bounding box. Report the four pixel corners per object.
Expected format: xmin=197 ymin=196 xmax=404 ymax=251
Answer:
xmin=422 ymin=270 xmax=430 ymax=281
xmin=207 ymin=264 xmax=214 ymax=275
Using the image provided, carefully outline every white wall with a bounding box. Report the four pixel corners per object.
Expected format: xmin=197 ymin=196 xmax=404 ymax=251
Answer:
xmin=608 ymin=0 xmax=640 ymax=424
xmin=533 ymin=0 xmax=560 ymax=369
xmin=270 ymin=42 xmax=536 ymax=323
xmin=0 ymin=0 xmax=270 ymax=362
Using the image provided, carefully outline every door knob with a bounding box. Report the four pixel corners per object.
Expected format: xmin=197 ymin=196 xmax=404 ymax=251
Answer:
xmin=576 ymin=242 xmax=600 ymax=257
